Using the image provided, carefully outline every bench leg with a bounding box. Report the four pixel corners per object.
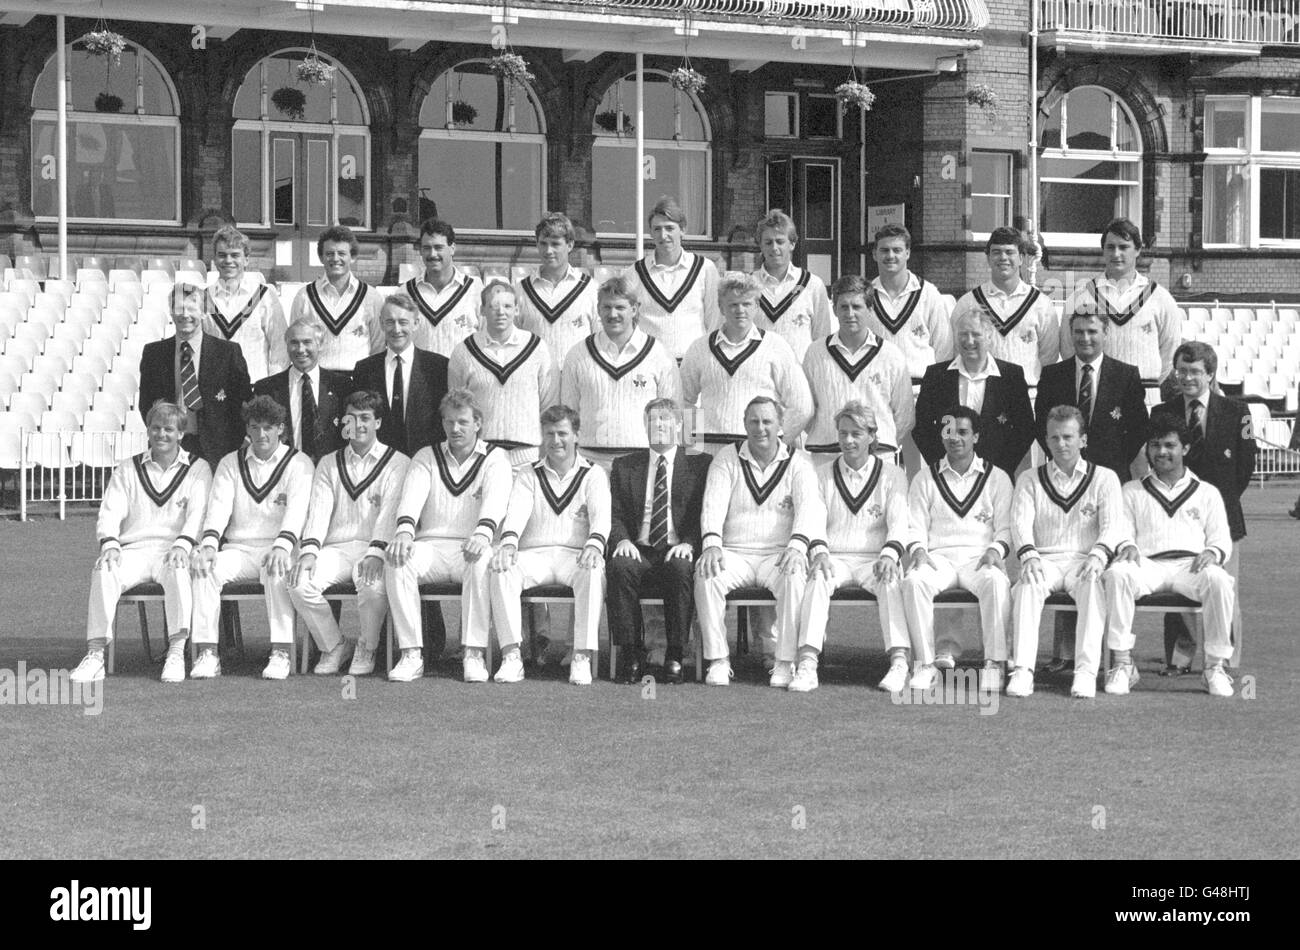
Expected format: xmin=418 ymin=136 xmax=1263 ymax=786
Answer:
xmin=138 ymin=602 xmax=152 ymax=664
xmin=107 ymin=636 xmax=115 ymax=675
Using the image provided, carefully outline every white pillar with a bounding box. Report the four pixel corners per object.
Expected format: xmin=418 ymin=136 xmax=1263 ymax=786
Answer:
xmin=56 ymin=15 xmax=69 ymax=280
xmin=635 ymin=53 xmax=645 ymax=259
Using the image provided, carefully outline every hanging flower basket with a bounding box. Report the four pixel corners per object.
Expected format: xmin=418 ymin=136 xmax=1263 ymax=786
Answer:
xmin=668 ymin=66 xmax=707 ymax=96
xmin=450 ymin=100 xmax=479 ymax=127
xmin=297 ymin=53 xmax=335 ymax=86
xmin=595 ymin=110 xmax=633 ymax=134
xmin=83 ymin=29 xmax=127 ymax=65
xmin=94 ymin=92 xmax=124 ymax=113
xmin=966 ymin=83 xmax=1000 ymax=114
xmin=489 ymin=52 xmax=535 ymax=86
xmin=271 ymin=87 xmax=307 ymax=120
xmin=835 ymin=81 xmax=876 ymax=113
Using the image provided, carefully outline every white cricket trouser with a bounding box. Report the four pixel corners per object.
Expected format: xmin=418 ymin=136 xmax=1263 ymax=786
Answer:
xmin=289 ymin=541 xmax=387 ymax=652
xmin=695 ymin=549 xmax=808 ymax=662
xmin=85 ymin=541 xmax=191 ymax=642
xmin=900 ymin=552 xmax=1011 ymax=664
xmin=489 ymin=545 xmax=605 ymax=652
xmin=799 ymin=554 xmax=907 ymax=654
xmin=1102 ymin=556 xmax=1235 ymax=662
xmin=192 ymin=543 xmax=295 ymax=646
xmin=1011 ymin=553 xmax=1104 ymax=676
xmin=386 ymin=538 xmax=492 ymax=651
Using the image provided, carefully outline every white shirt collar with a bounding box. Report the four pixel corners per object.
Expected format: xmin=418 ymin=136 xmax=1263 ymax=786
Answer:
xmin=1096 ymin=271 xmax=1148 ymax=294
xmin=245 ymin=442 xmax=290 ymax=466
xmin=144 ymin=448 xmax=191 ymax=474
xmin=442 ymin=439 xmax=489 ymax=465
xmin=651 ymin=445 xmax=678 ymax=466
xmin=387 ymin=344 xmax=415 ymax=361
xmin=346 ymin=440 xmax=386 ymax=466
xmin=871 ymin=272 xmax=922 ymax=296
xmin=981 ymin=279 xmax=1031 ymax=301
xmin=756 ymin=264 xmax=801 ymax=287
xmin=1050 ymin=457 xmax=1086 ymax=481
xmin=315 ymin=274 xmax=359 ymax=298
xmin=540 ymin=454 xmax=591 ymax=484
xmin=648 ymin=250 xmax=694 ymax=273
xmin=597 ymin=327 xmax=647 ymax=356
xmin=481 ymin=325 xmax=529 ymax=348
xmin=211 ymin=273 xmax=258 ymax=300
xmin=1147 ymin=470 xmax=1196 ymax=494
xmin=531 ymin=265 xmax=578 ymax=289
xmin=716 ymin=324 xmax=764 ymax=346
xmin=838 ymin=454 xmax=876 ymax=480
xmin=739 ymin=440 xmax=791 ymax=470
xmin=939 ymin=454 xmax=986 ymax=479
xmin=290 ymin=365 xmax=321 ymax=386
xmin=830 ymin=330 xmax=881 ymax=354
xmin=948 ymin=355 xmax=1001 ymax=381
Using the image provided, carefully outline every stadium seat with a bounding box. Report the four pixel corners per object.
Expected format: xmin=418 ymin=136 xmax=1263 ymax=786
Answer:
xmin=80 ymin=407 xmax=124 ymax=432
xmin=1186 ymin=306 xmax=1211 ymax=326
xmin=3 ymin=337 xmax=40 ymax=366
xmin=81 ymin=338 xmax=118 ymax=368
xmin=1246 ymin=402 xmax=1271 ymax=434
xmin=91 ymin=391 xmax=130 ymax=418
xmin=71 ymin=355 xmax=110 ymax=382
xmin=13 ymin=255 xmax=47 ymax=281
xmin=114 ymin=428 xmax=149 ymax=460
xmin=1234 ymin=343 xmax=1259 ymax=361
xmin=26 ymin=307 xmax=60 ymax=335
xmin=65 ymin=306 xmax=100 ymax=334
xmin=0 ymin=373 xmax=18 ymax=404
xmin=69 ymin=289 xmax=106 ymax=312
xmin=19 ymin=372 xmax=57 ymax=401
xmin=42 ymin=336 xmax=80 ymax=366
xmin=50 ymin=321 xmax=88 ymax=348
xmin=1268 ymin=373 xmax=1292 ymax=399
xmin=175 ymin=268 xmax=206 ymax=287
xmin=38 ymin=286 xmax=71 ymax=310
xmin=116 ymin=339 xmax=144 ymax=370
xmin=107 ymin=269 xmax=141 ymax=292
xmin=7 ymin=391 xmax=46 ymax=419
xmin=146 ymin=258 xmax=176 ymax=277
xmin=107 ymin=287 xmax=142 ymax=312
xmin=11 ymin=322 xmax=49 ymax=346
xmin=71 ymin=425 xmax=122 ymax=469
xmin=0 ymin=291 xmax=31 ymax=314
xmin=38 ymin=407 xmax=78 ymax=432
xmin=480 ymin=264 xmax=511 ymax=283
xmin=1198 ymin=328 xmax=1220 ymax=345
xmin=50 ymin=390 xmax=90 ymax=416
xmin=0 ymin=323 xmax=9 ymax=347
xmin=27 ymin=429 xmax=71 ymax=472
xmin=123 ymin=412 xmax=146 ymax=435
xmin=1242 ymin=374 xmax=1270 ymax=399
xmin=1287 ymin=387 xmax=1299 ymax=413
xmin=141 ymin=272 xmax=173 ymax=294
xmin=0 ymin=407 xmax=37 ymax=433
xmin=1209 ymin=307 xmax=1231 ymax=329
xmin=101 ymin=374 xmax=139 ymax=408
xmin=62 ymin=369 xmax=100 ymax=397
xmin=6 ymin=278 xmax=40 ymax=307
xmin=0 ymin=353 xmax=30 ymax=379
xmin=31 ymin=354 xmax=70 ymax=379
xmin=79 ymin=255 xmax=109 ymax=274
xmin=1218 ymin=359 xmax=1245 ymax=385
xmin=1253 ymin=357 xmax=1277 ymax=376
xmin=1232 ymin=307 xmax=1256 ymax=324
xmin=1253 ymin=307 xmax=1276 ymax=326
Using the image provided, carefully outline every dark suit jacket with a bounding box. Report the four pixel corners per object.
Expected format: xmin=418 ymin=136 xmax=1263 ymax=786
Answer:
xmin=352 ymin=347 xmax=449 ymax=456
xmin=138 ymin=333 xmax=252 ymax=469
xmin=253 ymin=367 xmax=352 ymax=463
xmin=912 ymin=358 xmax=1035 ymax=477
xmin=1159 ymin=393 xmax=1256 ymax=541
xmin=608 ymin=448 xmax=713 ymax=555
xmin=1036 ymin=356 xmax=1148 ymax=481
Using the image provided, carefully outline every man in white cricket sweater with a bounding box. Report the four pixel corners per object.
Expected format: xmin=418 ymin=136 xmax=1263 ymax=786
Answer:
xmin=1009 ymin=406 xmax=1125 ymax=699
xmin=404 ymin=218 xmax=482 ymax=357
xmin=865 ymin=223 xmax=954 ymax=383
xmin=803 ymin=275 xmax=913 ymax=459
xmin=950 ymin=227 xmax=1059 ymax=386
xmin=287 ymin=390 xmax=408 ymax=677
xmin=695 ymin=396 xmax=821 ymax=687
xmin=796 ymin=402 xmax=910 ymax=693
xmin=489 ymin=405 xmax=611 ymax=686
xmin=1060 ymin=218 xmax=1181 ymax=387
xmin=621 ymin=195 xmax=721 ymax=359
xmin=901 ymin=405 xmax=1014 ymax=693
xmin=560 ymin=275 xmax=682 ymax=469
xmin=750 ymin=209 xmax=835 ymax=360
xmin=1102 ymin=412 xmax=1237 ymax=698
xmin=449 ymin=281 xmax=559 ymax=466
xmin=385 ymin=389 xmax=512 ymax=684
xmin=288 ymin=225 xmax=385 ymax=371
xmin=681 ymin=271 xmax=813 ymax=452
xmin=204 ymin=225 xmax=287 ymax=382
xmin=516 ymin=212 xmax=599 ymax=369
xmin=190 ymin=396 xmax=315 ymax=680
xmin=70 ymin=402 xmax=212 ymax=685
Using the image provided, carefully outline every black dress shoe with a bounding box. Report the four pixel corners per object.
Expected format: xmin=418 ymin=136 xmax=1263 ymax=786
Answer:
xmin=662 ymin=660 xmax=683 ymax=684
xmin=1289 ymin=507 xmax=1300 ymax=520
xmin=618 ymin=653 xmax=644 ymax=685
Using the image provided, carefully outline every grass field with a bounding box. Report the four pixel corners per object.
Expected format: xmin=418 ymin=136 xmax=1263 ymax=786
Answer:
xmin=2 ymin=483 xmax=1298 ymax=859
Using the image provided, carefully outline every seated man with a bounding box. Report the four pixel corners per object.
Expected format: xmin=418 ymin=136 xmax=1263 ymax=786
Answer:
xmin=287 ymin=390 xmax=408 ymax=677
xmin=1009 ymin=406 xmax=1124 ymax=699
xmin=190 ymin=396 xmax=315 ymax=680
xmin=489 ymin=405 xmax=610 ymax=686
xmin=798 ymin=401 xmax=910 ymax=693
xmin=385 ymin=389 xmax=512 ymax=684
xmin=901 ymin=405 xmax=1013 ymax=693
xmin=695 ymin=396 xmax=820 ymax=687
xmin=71 ymin=401 xmax=212 ymax=685
xmin=1102 ymin=412 xmax=1237 ymax=698
xmin=606 ymin=398 xmax=711 ymax=685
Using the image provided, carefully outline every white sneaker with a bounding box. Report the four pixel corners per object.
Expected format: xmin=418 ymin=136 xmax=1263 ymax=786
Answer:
xmin=934 ymin=652 xmax=957 ymax=671
xmin=389 ymin=650 xmax=424 ymax=682
xmin=69 ymin=651 xmax=105 ymax=684
xmin=190 ymin=649 xmax=221 ymax=679
xmin=1071 ymin=671 xmax=1097 ymax=698
xmin=569 ymin=652 xmax=593 ymax=686
xmin=979 ymin=663 xmax=1003 ymax=694
xmin=160 ymin=652 xmax=186 ymax=684
xmin=788 ymin=659 xmax=819 ymax=693
xmin=463 ymin=650 xmax=489 ymax=683
xmin=494 ymin=651 xmax=525 ymax=684
xmin=769 ymin=660 xmax=794 ymax=688
xmin=878 ymin=657 xmax=909 ymax=693
xmin=313 ymin=641 xmax=353 ymax=676
xmin=1006 ymin=667 xmax=1034 ymax=698
xmin=705 ymin=659 xmax=733 ymax=686
xmin=262 ymin=650 xmax=291 ymax=680
xmin=1104 ymin=663 xmax=1138 ymax=695
xmin=348 ymin=646 xmax=376 ymax=676
xmin=909 ymin=664 xmax=938 ymax=691
xmin=1203 ymin=664 xmax=1234 ymax=698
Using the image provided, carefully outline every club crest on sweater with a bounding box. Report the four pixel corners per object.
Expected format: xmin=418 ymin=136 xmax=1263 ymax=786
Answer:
xmin=274 ymin=493 xmax=287 ymax=507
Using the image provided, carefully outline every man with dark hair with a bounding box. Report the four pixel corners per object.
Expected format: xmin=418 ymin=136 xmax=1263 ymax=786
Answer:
xmin=289 ymin=224 xmax=385 ymax=370
xmin=516 ymin=212 xmax=599 ymax=367
xmin=864 ymin=223 xmax=953 ymax=383
xmin=252 ymin=317 xmax=352 ymax=463
xmin=405 ymin=218 xmax=482 ymax=356
xmin=205 ymin=224 xmax=288 ymax=382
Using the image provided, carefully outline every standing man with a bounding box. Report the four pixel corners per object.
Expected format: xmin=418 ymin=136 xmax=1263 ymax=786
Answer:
xmin=694 ymin=397 xmax=821 ymax=687
xmin=204 ymin=225 xmax=288 ymax=382
xmin=606 ymin=398 xmax=711 ymax=684
xmin=516 ymin=212 xmax=599 ymax=368
xmin=404 ymin=218 xmax=482 ymax=357
xmin=950 ymin=227 xmax=1059 ymax=386
xmin=288 ymin=390 xmax=407 ymax=677
xmin=139 ymin=283 xmax=252 ymax=469
xmin=622 ymin=195 xmax=721 ymax=359
xmin=560 ymin=276 xmax=681 ymax=469
xmin=488 ymin=406 xmax=610 ymax=686
xmin=252 ymin=318 xmax=352 ymax=463
xmin=863 ymin=223 xmax=953 ymax=383
xmin=70 ymin=402 xmax=212 ymax=685
xmin=1060 ymin=217 xmax=1181 ymax=389
xmin=797 ymin=402 xmax=910 ymax=693
xmin=750 ymin=209 xmax=835 ymax=360
xmin=802 ymin=274 xmax=913 ymax=459
xmin=289 ymin=225 xmax=385 ymax=371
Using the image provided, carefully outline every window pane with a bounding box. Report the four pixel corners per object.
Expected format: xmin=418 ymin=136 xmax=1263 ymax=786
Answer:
xmin=31 ymin=118 xmax=177 ymax=221
xmin=337 ymin=133 xmax=367 ymax=227
xmin=1260 ymin=99 xmax=1300 ymax=152
xmin=1040 ymin=157 xmax=1139 ymax=182
xmin=237 ymin=52 xmax=365 ymax=124
xmin=1259 ymin=168 xmax=1300 ymax=239
xmin=972 ymin=152 xmax=1011 ymax=194
xmin=1202 ymin=164 xmax=1249 ymax=245
xmin=418 ymin=137 xmax=543 ymax=230
xmin=306 ymin=139 xmax=329 ymax=227
xmin=1040 ymin=181 xmax=1134 ymax=235
xmin=972 ymin=195 xmax=1010 ymax=234
xmin=273 ymin=138 xmax=294 ymax=225
xmin=765 ymin=93 xmax=796 ymax=137
xmin=141 ymin=55 xmax=176 ymax=115
xmin=1040 ymin=98 xmax=1062 ymax=149
xmin=803 ymin=164 xmax=834 ymax=239
xmin=806 ymin=96 xmax=838 ymax=138
xmin=591 ymin=145 xmax=708 ymax=234
xmin=767 ymin=160 xmax=790 ymax=213
xmin=1065 ymin=87 xmax=1113 ymax=150
xmin=1114 ymin=101 xmax=1139 ymax=152
xmin=421 ymin=63 xmax=541 ymax=134
xmin=68 ymin=45 xmax=139 ymax=113
xmin=232 ymin=128 xmax=262 ymax=224
xmin=594 ymin=75 xmax=705 ymax=141
xmin=1205 ymin=99 xmax=1247 ymax=150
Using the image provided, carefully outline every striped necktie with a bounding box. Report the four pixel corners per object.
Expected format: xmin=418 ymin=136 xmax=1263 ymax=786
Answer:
xmin=180 ymin=341 xmax=202 ymax=410
xmin=1078 ymin=362 xmax=1093 ymax=423
xmin=1188 ymin=400 xmax=1204 ymax=450
xmin=649 ymin=453 xmax=669 ymax=549
xmin=300 ymin=373 xmax=318 ymax=459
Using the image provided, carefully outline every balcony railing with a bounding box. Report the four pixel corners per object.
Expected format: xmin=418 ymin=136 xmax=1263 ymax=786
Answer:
xmin=1041 ymin=0 xmax=1300 ymax=46
xmin=571 ymin=0 xmax=989 ymax=31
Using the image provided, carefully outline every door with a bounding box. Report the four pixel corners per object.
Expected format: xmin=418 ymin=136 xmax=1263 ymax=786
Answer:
xmin=766 ymin=157 xmax=840 ymax=284
xmin=270 ymin=132 xmax=335 ymax=281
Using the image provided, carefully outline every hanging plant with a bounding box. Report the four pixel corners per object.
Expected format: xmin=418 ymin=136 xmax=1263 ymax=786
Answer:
xmin=83 ymin=29 xmax=127 ymax=65
xmin=94 ymin=92 xmax=124 ymax=113
xmin=595 ymin=110 xmax=633 ymax=134
xmin=271 ymin=87 xmax=307 ymax=120
xmin=669 ymin=66 xmax=707 ymax=96
xmin=835 ymin=81 xmax=876 ymax=113
xmin=489 ymin=52 xmax=535 ymax=87
xmin=966 ymin=83 xmax=1000 ymax=115
xmin=450 ymin=100 xmax=478 ymax=127
xmin=297 ymin=51 xmax=335 ymax=86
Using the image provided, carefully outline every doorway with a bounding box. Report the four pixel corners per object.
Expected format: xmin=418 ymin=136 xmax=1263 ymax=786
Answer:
xmin=766 ymin=157 xmax=840 ymax=285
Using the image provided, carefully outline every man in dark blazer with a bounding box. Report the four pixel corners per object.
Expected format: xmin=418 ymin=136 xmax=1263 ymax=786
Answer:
xmin=138 ymin=284 xmax=252 ymax=469
xmin=252 ymin=318 xmax=351 ymax=463
xmin=606 ymin=398 xmax=712 ymax=684
xmin=913 ymin=309 xmax=1035 ymax=478
xmin=1159 ymin=341 xmax=1256 ymax=670
xmin=351 ymin=292 xmax=449 ymax=456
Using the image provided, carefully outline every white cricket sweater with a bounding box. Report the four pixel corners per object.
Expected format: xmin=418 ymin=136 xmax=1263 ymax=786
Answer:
xmin=679 ymin=328 xmax=814 ymax=443
xmin=802 ymin=333 xmax=915 ymax=453
xmin=621 ymin=252 xmax=721 ymax=359
xmin=96 ymin=450 xmax=212 ymax=554
xmin=514 ymin=268 xmax=600 ymax=368
xmin=204 ymin=277 xmax=288 ymax=382
xmin=200 ymin=444 xmax=315 ymax=552
xmin=1119 ymin=473 xmax=1232 ymax=564
xmin=448 ymin=329 xmax=559 ymax=448
xmin=559 ymin=330 xmax=682 ymax=450
xmin=298 ymin=443 xmax=409 ymax=560
xmin=1061 ymin=274 xmax=1182 ymax=383
xmin=866 ymin=274 xmax=954 ymax=379
xmin=289 ymin=277 xmax=385 ymax=371
xmin=499 ymin=455 xmax=611 ymax=553
xmin=700 ymin=442 xmax=822 ymax=556
xmin=908 ymin=456 xmax=1013 ymax=563
xmin=391 ymin=441 xmax=512 ymax=545
xmin=752 ymin=266 xmax=836 ymax=360
xmin=1011 ymin=460 xmax=1124 ymax=562
xmin=951 ymin=281 xmax=1060 ymax=386
xmin=405 ymin=271 xmax=483 ymax=357
xmin=809 ymin=454 xmax=910 ymax=560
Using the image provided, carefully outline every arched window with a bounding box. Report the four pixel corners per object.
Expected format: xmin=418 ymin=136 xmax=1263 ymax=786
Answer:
xmin=1039 ymin=86 xmax=1142 ymax=247
xmin=417 ymin=60 xmax=546 ymax=233
xmin=591 ymin=71 xmax=711 ymax=237
xmin=30 ymin=37 xmax=181 ymax=223
xmin=231 ymin=50 xmax=371 ymax=229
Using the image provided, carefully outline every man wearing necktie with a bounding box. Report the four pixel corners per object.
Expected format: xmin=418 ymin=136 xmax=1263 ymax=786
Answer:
xmin=252 ymin=318 xmax=351 ymax=463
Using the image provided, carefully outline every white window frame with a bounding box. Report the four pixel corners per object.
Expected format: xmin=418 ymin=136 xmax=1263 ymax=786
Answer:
xmin=764 ymin=91 xmax=799 ymax=139
xmin=969 ymin=149 xmax=1015 ymax=240
xmin=1203 ymin=95 xmax=1300 ymax=248
xmin=805 ymin=93 xmax=843 ymax=140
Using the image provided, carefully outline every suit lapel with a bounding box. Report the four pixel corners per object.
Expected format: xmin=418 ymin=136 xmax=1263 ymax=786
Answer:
xmin=628 ymin=454 xmax=650 ymax=528
xmin=981 ymin=373 xmax=1004 ymax=421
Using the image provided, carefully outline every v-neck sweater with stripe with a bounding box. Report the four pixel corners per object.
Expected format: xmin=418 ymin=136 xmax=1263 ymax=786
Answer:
xmin=808 ymin=455 xmax=910 ymax=560
xmin=499 ymin=458 xmax=611 ymax=553
xmin=907 ymin=460 xmax=1013 ymax=563
xmin=1119 ymin=474 xmax=1232 ymax=564
xmin=559 ymin=332 xmax=682 ymax=450
xmin=201 ymin=447 xmax=316 ymax=552
xmin=1011 ymin=461 xmax=1125 ymax=561
xmin=298 ymin=446 xmax=409 ymax=558
xmin=700 ymin=444 xmax=821 ymax=556
xmin=391 ymin=442 xmax=513 ymax=545
xmin=96 ymin=452 xmax=213 ymax=554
